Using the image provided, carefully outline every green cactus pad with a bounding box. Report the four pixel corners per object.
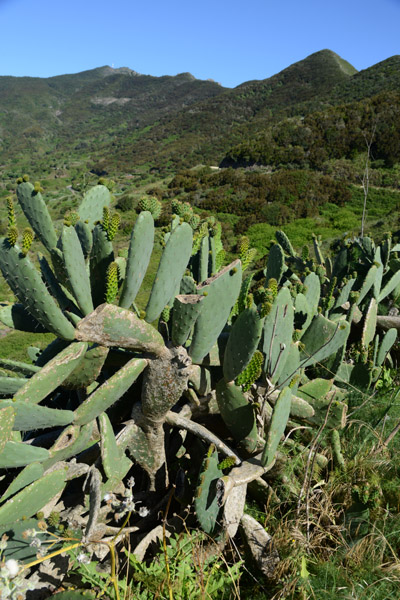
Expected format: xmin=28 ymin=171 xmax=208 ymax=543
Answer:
xmin=377 ymin=328 xmax=397 ymax=365
xmin=303 ymin=272 xmax=321 ymax=317
xmin=44 ymin=422 xmax=94 ymax=468
xmin=264 ymin=243 xmax=285 ymax=283
xmin=1 ymin=462 xmax=44 ymax=502
xmin=119 ymin=211 xmax=154 ymax=309
xmin=78 ymin=184 xmax=112 ymax=229
xmin=90 ymin=224 xmax=115 ymax=307
xmin=333 ymin=278 xmax=356 ymax=309
xmin=0 ymin=377 xmax=26 ymax=395
xmin=294 ymin=293 xmax=312 ymax=336
xmin=378 ymin=270 xmax=400 ymax=303
xmin=14 ymin=342 xmax=87 ymax=404
xmin=0 ymin=405 xmax=15 ymax=454
xmin=331 ymin=247 xmax=348 ymax=280
xmin=0 ymin=441 xmax=50 ymax=469
xmin=180 ymin=275 xmax=197 ymax=295
xmin=276 ymin=230 xmax=296 ymax=257
xmin=195 ymin=445 xmax=224 ymax=534
xmin=261 ymin=387 xmax=292 ymax=467
xmin=61 ymin=345 xmax=109 ymax=389
xmin=277 ymin=341 xmax=301 ymax=390
xmin=189 ymin=260 xmax=242 ymax=364
xmin=197 ymin=235 xmax=210 ymax=283
xmin=75 ymin=220 xmax=93 ymax=259
xmin=145 ymin=222 xmax=193 ymax=323
xmin=0 ymin=240 xmax=76 ymax=339
xmin=61 ymin=225 xmax=94 ymax=315
xmin=0 ymin=468 xmax=66 ymax=528
xmin=362 ymin=298 xmax=377 ymax=348
xmin=75 ymin=303 xmax=165 ymax=355
xmin=300 ymin=314 xmax=350 ymax=368
xmin=216 ymin=379 xmax=258 ymax=453
xmin=171 ymin=294 xmax=204 ymax=346
xmin=0 ymin=358 xmax=39 ymax=377
xmin=223 ymin=305 xmax=264 ymax=382
xmin=74 ymin=357 xmax=147 ymax=425
xmin=16 ymin=182 xmax=57 ymax=252
xmin=357 ymin=264 xmax=378 ymax=305
xmin=263 ymin=287 xmax=294 ymax=384
xmin=0 ymin=400 xmax=74 ymax=431
xmin=0 ymin=303 xmax=48 ymax=333
xmin=99 ymin=412 xmax=132 ymax=483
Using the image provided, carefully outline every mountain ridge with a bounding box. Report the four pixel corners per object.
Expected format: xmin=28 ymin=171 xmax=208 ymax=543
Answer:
xmin=0 ymin=49 xmax=398 ymax=175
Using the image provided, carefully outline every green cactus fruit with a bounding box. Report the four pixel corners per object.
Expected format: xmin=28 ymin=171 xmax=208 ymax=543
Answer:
xmin=238 ymin=235 xmax=250 ymax=257
xmin=189 ymin=214 xmax=201 ymax=230
xmin=107 ymin=213 xmax=121 ymax=241
xmin=90 ymin=224 xmax=114 ymax=307
xmin=14 ymin=342 xmax=87 ymax=404
xmin=276 ymin=230 xmax=296 ymax=257
xmin=21 ymin=227 xmax=34 ymax=256
xmin=6 ymin=226 xmax=18 ymax=247
xmin=235 ymin=350 xmax=264 ymax=391
xmin=16 ymin=182 xmax=58 ymax=253
xmin=0 ymin=462 xmax=44 ymax=502
xmin=7 ymin=197 xmax=16 ymax=228
xmin=261 ymin=387 xmax=292 ymax=467
xmin=102 ymin=205 xmax=110 ymax=232
xmin=223 ymin=305 xmax=264 ymax=382
xmin=160 ymin=305 xmax=171 ymax=323
xmin=195 ymin=444 xmax=224 ymax=534
xmin=119 ymin=211 xmax=154 ymax=309
xmin=216 ymin=379 xmax=258 ymax=453
xmin=105 ymin=261 xmax=119 ymax=304
xmin=0 ymin=469 xmax=66 ymax=528
xmin=33 ymin=181 xmax=43 ymax=194
xmin=189 ymin=260 xmax=242 ymax=364
xmin=145 ymin=223 xmax=193 ymax=323
xmin=78 ymin=184 xmax=112 ymax=229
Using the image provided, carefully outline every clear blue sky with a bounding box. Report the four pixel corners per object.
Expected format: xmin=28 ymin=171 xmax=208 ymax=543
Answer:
xmin=0 ymin=0 xmax=399 ymax=88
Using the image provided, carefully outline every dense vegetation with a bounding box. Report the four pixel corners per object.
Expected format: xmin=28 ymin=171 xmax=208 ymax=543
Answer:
xmin=0 ymin=48 xmax=400 ymax=599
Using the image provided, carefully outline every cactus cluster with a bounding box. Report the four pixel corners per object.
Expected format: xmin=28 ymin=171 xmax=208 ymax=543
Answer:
xmin=0 ymin=182 xmax=399 ymax=563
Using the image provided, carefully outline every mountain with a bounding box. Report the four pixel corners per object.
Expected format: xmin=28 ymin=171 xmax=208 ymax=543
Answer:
xmin=0 ymin=66 xmax=225 ymax=168
xmin=0 ymin=50 xmax=399 ymax=176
